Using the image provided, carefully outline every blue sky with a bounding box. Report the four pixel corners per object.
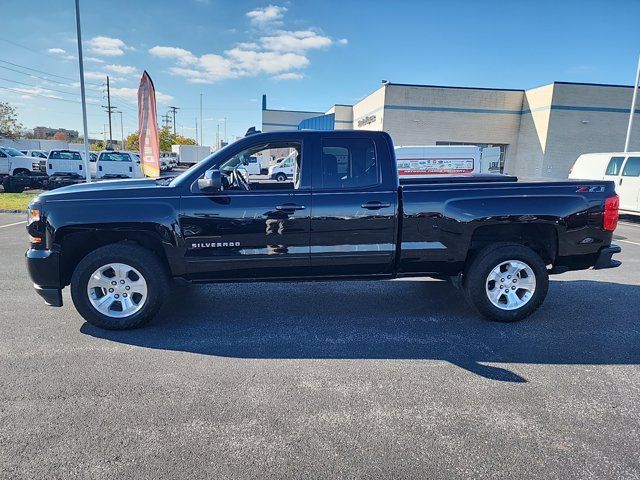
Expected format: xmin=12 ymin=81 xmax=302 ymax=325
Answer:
xmin=1 ymin=0 xmax=639 ymax=144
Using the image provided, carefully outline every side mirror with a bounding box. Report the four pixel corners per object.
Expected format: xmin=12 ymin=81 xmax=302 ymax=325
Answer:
xmin=197 ymin=168 xmax=222 ymax=192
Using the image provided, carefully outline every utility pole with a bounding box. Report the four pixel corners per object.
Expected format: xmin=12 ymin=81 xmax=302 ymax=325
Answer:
xmin=161 ymin=113 xmax=171 ymax=129
xmin=195 ymin=118 xmax=198 ymax=146
xmin=116 ymin=111 xmax=124 ymax=150
xmin=168 ymin=106 xmax=180 ymax=136
xmin=74 ymin=0 xmax=91 ymax=182
xmin=624 ymin=54 xmax=640 ymax=152
xmin=216 ymin=123 xmax=220 ymax=149
xmin=223 ymin=117 xmax=227 ymax=144
xmin=102 ymin=75 xmax=115 ymax=149
xmin=199 ymin=93 xmax=203 ymax=145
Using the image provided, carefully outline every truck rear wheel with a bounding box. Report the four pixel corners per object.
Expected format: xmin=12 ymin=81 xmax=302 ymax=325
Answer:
xmin=275 ymin=172 xmax=287 ymax=182
xmin=70 ymin=243 xmax=169 ymax=330
xmin=463 ymin=243 xmax=548 ymax=322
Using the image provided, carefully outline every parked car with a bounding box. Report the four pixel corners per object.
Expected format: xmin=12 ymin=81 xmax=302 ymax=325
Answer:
xmin=45 ymin=149 xmax=95 ymax=189
xmin=0 ymin=146 xmax=48 ymax=192
xmin=26 ymin=130 xmax=620 ymax=330
xmin=569 ymin=152 xmax=640 ymax=215
xmin=95 ymin=151 xmax=144 ymax=179
xmin=20 ymin=149 xmax=48 ymax=159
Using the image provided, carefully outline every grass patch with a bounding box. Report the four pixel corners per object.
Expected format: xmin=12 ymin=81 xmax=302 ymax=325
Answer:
xmin=0 ymin=192 xmax=39 ymax=211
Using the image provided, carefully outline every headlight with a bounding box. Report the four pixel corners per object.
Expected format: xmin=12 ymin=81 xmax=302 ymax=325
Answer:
xmin=27 ymin=207 xmax=40 ymax=225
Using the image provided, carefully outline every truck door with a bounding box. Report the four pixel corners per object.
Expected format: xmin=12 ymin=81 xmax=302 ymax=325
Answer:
xmin=618 ymin=156 xmax=640 ymax=213
xmin=0 ymin=150 xmax=8 ymax=174
xmin=179 ymin=138 xmax=311 ymax=280
xmin=310 ymin=135 xmax=397 ymax=276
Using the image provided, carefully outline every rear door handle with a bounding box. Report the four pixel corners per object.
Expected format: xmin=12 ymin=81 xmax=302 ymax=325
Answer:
xmin=275 ymin=203 xmax=306 ymax=211
xmin=361 ymin=201 xmax=390 ymax=210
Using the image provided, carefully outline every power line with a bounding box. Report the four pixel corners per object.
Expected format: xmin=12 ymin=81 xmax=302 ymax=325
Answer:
xmin=0 ymin=62 xmax=103 ymax=92
xmin=0 ymin=75 xmax=102 ymax=101
xmin=168 ymin=106 xmax=180 ymax=136
xmin=0 ymin=85 xmax=101 ymax=105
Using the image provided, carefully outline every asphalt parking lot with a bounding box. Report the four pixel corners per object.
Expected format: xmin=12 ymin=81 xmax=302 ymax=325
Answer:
xmin=1 ymin=213 xmax=639 ymax=479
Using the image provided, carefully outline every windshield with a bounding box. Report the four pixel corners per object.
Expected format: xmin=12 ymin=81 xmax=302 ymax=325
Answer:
xmin=99 ymin=152 xmax=131 ymax=162
xmin=2 ymin=147 xmax=24 ymax=157
xmin=49 ymin=151 xmax=82 ymax=160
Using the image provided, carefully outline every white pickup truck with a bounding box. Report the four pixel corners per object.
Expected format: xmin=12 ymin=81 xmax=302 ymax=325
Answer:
xmin=0 ymin=146 xmax=48 ymax=193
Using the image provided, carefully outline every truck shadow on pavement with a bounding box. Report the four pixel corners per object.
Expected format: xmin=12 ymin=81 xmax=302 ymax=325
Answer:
xmin=81 ymin=279 xmax=640 ymax=383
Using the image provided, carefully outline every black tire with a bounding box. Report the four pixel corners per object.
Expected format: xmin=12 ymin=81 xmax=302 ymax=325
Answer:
xmin=463 ymin=242 xmax=549 ymax=322
xmin=70 ymin=243 xmax=169 ymax=330
xmin=275 ymin=172 xmax=287 ymax=182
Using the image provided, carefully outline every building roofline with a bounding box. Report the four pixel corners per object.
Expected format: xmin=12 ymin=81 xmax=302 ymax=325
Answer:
xmin=552 ymin=81 xmax=636 ymax=89
xmin=262 ymin=108 xmax=323 ymax=114
xmin=385 ymin=82 xmax=524 ymax=92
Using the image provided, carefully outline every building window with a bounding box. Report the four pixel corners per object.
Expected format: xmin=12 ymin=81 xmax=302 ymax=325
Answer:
xmin=436 ymin=141 xmax=509 ymax=173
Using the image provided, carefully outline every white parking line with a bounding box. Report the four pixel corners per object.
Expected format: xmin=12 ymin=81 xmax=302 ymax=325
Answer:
xmin=617 ymin=239 xmax=640 ymax=246
xmin=619 ymin=221 xmax=640 ymax=229
xmin=0 ymin=220 xmax=26 ymax=229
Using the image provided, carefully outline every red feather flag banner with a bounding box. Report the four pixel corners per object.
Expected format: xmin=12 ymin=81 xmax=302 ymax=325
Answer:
xmin=137 ymin=71 xmax=160 ymax=178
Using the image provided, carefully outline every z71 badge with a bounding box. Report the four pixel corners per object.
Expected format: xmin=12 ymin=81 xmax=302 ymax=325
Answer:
xmin=188 ymin=239 xmax=241 ymax=249
xmin=576 ymin=185 xmax=605 ymax=193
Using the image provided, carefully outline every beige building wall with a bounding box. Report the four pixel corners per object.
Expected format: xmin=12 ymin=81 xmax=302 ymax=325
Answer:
xmin=510 ymin=84 xmax=554 ymax=178
xmin=543 ymin=83 xmax=640 ymax=178
xmin=352 ymin=85 xmax=386 ymax=131
xmin=331 ymin=105 xmax=354 ymax=130
xmin=381 ymin=85 xmax=524 ymax=170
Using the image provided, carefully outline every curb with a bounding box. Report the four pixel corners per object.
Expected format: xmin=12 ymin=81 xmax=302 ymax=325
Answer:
xmin=0 ymin=209 xmax=27 ymax=214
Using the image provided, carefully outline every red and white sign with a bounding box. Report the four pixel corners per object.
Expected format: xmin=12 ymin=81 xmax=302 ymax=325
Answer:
xmin=137 ymin=71 xmax=160 ymax=178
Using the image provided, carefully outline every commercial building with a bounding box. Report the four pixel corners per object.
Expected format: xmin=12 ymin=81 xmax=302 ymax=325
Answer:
xmin=32 ymin=126 xmax=79 ymax=140
xmin=261 ymin=81 xmax=640 ymax=179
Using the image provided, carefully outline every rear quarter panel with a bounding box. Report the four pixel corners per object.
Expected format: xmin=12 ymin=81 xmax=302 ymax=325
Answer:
xmin=399 ymin=181 xmax=615 ymax=274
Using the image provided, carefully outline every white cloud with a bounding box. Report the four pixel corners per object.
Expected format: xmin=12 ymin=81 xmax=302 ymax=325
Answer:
xmin=338 ymin=38 xmax=348 ymax=45
xmin=85 ymin=56 xmax=105 ymax=63
xmin=260 ymin=30 xmax=332 ymax=52
xmin=273 ymin=72 xmax=304 ymax=80
xmin=86 ymin=36 xmax=133 ymax=56
xmin=84 ymin=71 xmax=106 ymax=81
xmin=149 ymin=46 xmax=198 ymax=65
xmin=149 ymin=5 xmax=342 ymax=84
xmin=14 ymin=86 xmax=63 ymax=100
xmin=246 ymin=5 xmax=287 ymax=27
xmin=104 ymin=64 xmax=138 ymax=75
xmin=47 ymin=47 xmax=75 ymax=60
xmin=109 ymin=87 xmax=173 ymax=105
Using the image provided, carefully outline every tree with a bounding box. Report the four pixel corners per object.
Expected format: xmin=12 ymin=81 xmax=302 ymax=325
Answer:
xmin=159 ymin=126 xmax=174 ymax=152
xmin=124 ymin=132 xmax=139 ymax=151
xmin=0 ymin=102 xmax=23 ymax=139
xmin=173 ymin=135 xmax=197 ymax=146
xmin=52 ymin=131 xmax=69 ymax=141
xmin=90 ymin=141 xmax=105 ymax=151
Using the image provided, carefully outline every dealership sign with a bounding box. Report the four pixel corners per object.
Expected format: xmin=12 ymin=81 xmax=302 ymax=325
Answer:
xmin=357 ymin=115 xmax=377 ymax=127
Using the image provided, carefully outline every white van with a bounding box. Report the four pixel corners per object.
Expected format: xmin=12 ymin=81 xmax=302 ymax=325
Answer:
xmin=268 ymin=151 xmax=296 ymax=182
xmin=394 ymin=145 xmax=502 ymax=178
xmin=46 ymin=149 xmax=95 ymax=179
xmin=569 ymin=152 xmax=640 ymax=215
xmin=96 ymin=151 xmax=144 ymax=179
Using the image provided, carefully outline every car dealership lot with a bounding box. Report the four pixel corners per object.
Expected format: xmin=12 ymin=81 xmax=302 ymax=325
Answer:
xmin=1 ymin=213 xmax=639 ymax=479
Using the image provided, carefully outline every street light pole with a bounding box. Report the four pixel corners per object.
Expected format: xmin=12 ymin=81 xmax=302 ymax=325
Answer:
xmin=117 ymin=111 xmax=124 ymax=150
xmin=624 ymin=54 xmax=640 ymax=152
xmin=199 ymin=93 xmax=203 ymax=145
xmin=74 ymin=0 xmax=91 ymax=182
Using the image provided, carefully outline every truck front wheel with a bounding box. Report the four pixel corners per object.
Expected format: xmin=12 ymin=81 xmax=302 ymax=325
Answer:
xmin=70 ymin=243 xmax=169 ymax=330
xmin=463 ymin=243 xmax=548 ymax=322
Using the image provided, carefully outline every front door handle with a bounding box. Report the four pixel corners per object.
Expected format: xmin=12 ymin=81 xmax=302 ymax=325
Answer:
xmin=619 ymin=178 xmax=623 ymax=186
xmin=275 ymin=203 xmax=306 ymax=211
xmin=361 ymin=201 xmax=390 ymax=210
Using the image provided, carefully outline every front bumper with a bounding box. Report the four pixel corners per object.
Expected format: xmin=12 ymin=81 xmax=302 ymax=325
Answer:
xmin=593 ymin=244 xmax=622 ymax=270
xmin=25 ymin=248 xmax=63 ymax=306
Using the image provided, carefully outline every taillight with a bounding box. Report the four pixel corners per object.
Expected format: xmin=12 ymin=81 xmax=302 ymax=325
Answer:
xmin=603 ymin=195 xmax=619 ymax=231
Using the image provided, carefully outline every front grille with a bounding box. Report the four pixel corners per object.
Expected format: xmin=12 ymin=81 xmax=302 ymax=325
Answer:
xmin=39 ymin=160 xmax=46 ymax=171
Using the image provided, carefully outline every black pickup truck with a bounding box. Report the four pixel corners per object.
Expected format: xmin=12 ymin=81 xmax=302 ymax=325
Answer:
xmin=25 ymin=130 xmax=621 ymax=329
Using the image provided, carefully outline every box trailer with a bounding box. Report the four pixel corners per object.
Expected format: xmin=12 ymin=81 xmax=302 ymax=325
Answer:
xmin=171 ymin=145 xmax=211 ymax=165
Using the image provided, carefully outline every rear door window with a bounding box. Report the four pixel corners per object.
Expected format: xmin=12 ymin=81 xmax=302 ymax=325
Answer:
xmin=320 ymin=138 xmax=379 ymax=189
xmin=605 ymin=156 xmax=625 ymax=175
xmin=621 ymin=157 xmax=640 ymax=177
